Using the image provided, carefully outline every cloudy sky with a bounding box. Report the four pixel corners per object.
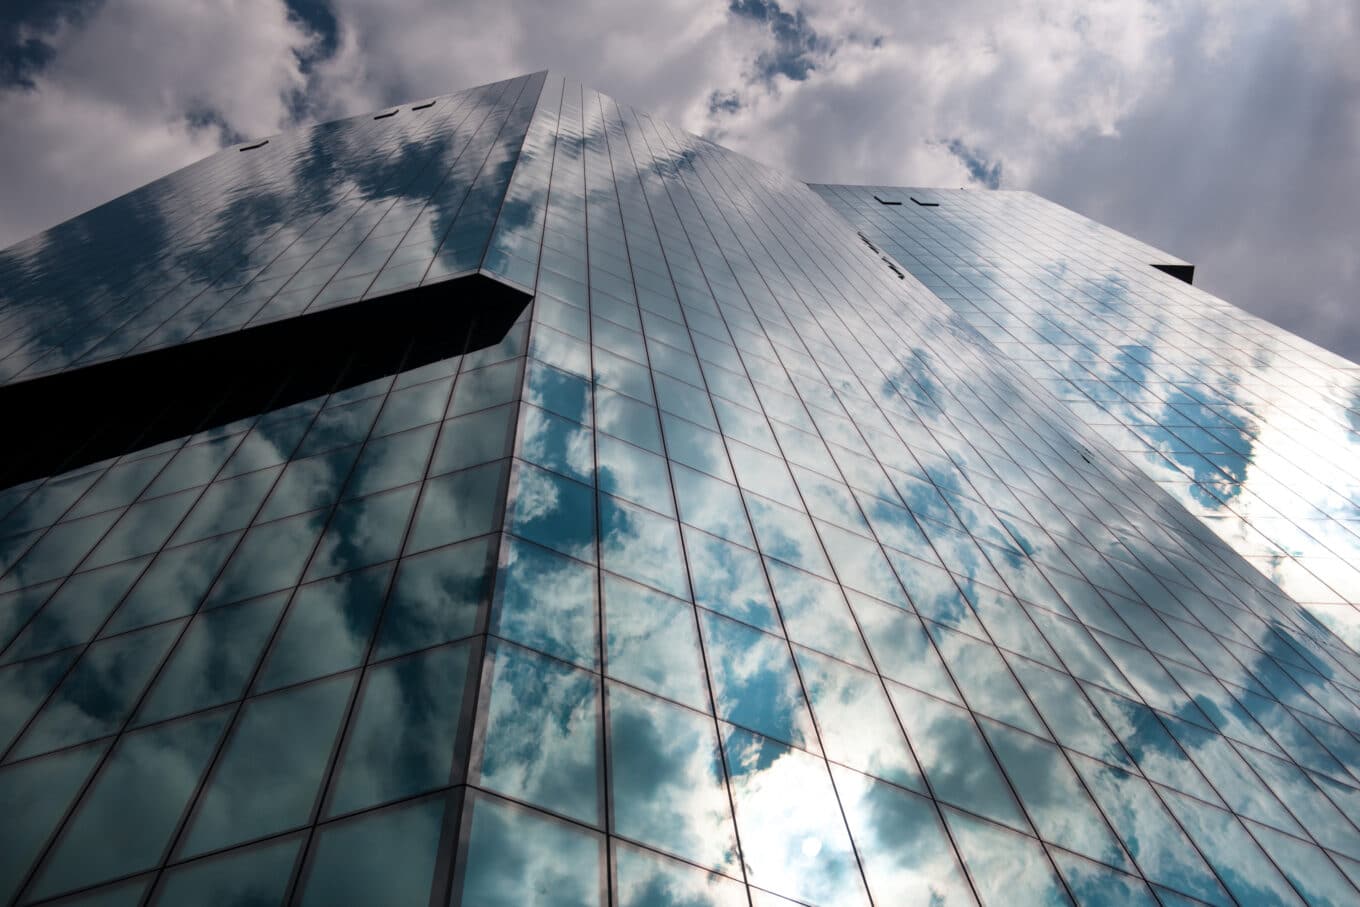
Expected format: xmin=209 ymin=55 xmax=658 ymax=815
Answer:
xmin=2 ymin=0 xmax=1357 ymax=360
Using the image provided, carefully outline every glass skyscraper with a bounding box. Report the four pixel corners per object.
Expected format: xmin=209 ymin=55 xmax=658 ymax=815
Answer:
xmin=2 ymin=71 xmax=1360 ymax=906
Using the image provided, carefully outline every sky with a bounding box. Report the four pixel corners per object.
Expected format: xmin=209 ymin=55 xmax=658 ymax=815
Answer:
xmin=1 ymin=0 xmax=1356 ymax=361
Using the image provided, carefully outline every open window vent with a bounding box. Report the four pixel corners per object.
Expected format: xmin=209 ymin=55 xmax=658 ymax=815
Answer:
xmin=1151 ymin=263 xmax=1195 ymax=284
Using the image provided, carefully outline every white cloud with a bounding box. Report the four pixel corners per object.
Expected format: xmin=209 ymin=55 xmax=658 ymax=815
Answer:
xmin=0 ymin=0 xmax=314 ymax=248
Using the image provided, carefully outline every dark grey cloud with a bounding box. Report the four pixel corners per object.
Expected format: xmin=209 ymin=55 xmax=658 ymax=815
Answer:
xmin=708 ymin=89 xmax=742 ymax=115
xmin=942 ymin=138 xmax=1003 ymax=189
xmin=728 ymin=0 xmax=829 ymax=84
xmin=284 ymin=0 xmax=339 ymax=68
xmin=0 ymin=0 xmax=95 ymax=88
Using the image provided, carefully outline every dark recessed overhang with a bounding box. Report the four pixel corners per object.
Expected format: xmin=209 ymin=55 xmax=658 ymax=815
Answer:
xmin=1151 ymin=263 xmax=1195 ymax=284
xmin=0 ymin=274 xmax=531 ymax=488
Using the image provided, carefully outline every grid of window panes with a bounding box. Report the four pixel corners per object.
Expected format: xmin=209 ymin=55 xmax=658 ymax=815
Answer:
xmin=0 ymin=316 xmax=527 ymax=905
xmin=6 ymin=69 xmax=1360 ymax=907
xmin=0 ymin=72 xmax=545 ymax=386
xmin=458 ymin=77 xmax=1360 ymax=907
xmin=812 ymin=185 xmax=1360 ymax=648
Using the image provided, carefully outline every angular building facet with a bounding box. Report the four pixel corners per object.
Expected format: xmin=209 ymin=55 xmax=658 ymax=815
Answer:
xmin=2 ymin=72 xmax=1360 ymax=906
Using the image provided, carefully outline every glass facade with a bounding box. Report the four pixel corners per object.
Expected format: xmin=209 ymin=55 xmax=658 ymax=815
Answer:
xmin=2 ymin=72 xmax=1360 ymax=906
xmin=812 ymin=185 xmax=1360 ymax=648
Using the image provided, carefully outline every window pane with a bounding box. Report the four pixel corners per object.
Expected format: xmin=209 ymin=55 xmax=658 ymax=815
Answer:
xmin=721 ymin=726 xmax=869 ymax=907
xmin=888 ymin=681 xmax=1026 ymax=829
xmin=256 ymin=564 xmax=391 ymax=691
xmin=493 ymin=538 xmax=597 ymax=668
xmin=604 ymin=575 xmax=707 ymax=710
xmin=49 ymin=875 xmax=150 ymax=906
xmin=221 ymin=418 xmax=310 ymax=477
xmin=1248 ymin=818 xmax=1360 ymax=907
xmin=833 ymin=765 xmax=975 ymax=906
xmin=607 ymin=684 xmax=738 ymax=874
xmin=1069 ymin=752 xmax=1229 ymax=906
xmin=0 ymin=650 xmax=77 ymax=752
xmin=13 ymin=621 xmax=181 ymax=759
xmin=258 ymin=446 xmax=362 ymax=521
xmin=83 ymin=490 xmax=197 ymax=569
xmin=521 ymin=359 xmax=589 ymax=424
xmin=672 ymin=465 xmax=753 ymax=547
xmin=172 ymin=467 xmax=280 ymax=544
xmin=796 ymin=647 xmax=921 ymax=790
xmin=613 ymin=841 xmax=748 ymax=907
xmin=206 ymin=511 xmax=326 ymax=606
xmin=1161 ymin=715 xmax=1302 ymax=835
xmin=1 ymin=511 xmax=121 ymax=592
xmin=596 ymin=388 xmax=661 ymax=453
xmin=135 ymin=592 xmax=286 ymax=725
xmin=599 ymin=495 xmax=688 ymax=600
xmin=180 ymin=672 xmax=355 ymax=856
xmin=598 ymin=420 xmax=674 ymax=515
xmin=765 ymin=560 xmax=869 ymax=667
xmin=326 ymin=641 xmax=472 ymax=815
xmin=944 ymin=807 xmax=1072 ymax=907
xmin=1161 ymin=788 xmax=1304 ymax=906
xmin=700 ymin=610 xmax=818 ymax=752
xmin=2 ymin=558 xmax=145 ymax=664
xmin=373 ymin=537 xmax=494 ymax=658
xmin=849 ymin=592 xmax=959 ymax=702
xmin=298 ymin=794 xmax=447 ymax=906
xmin=0 ymin=581 xmax=58 ymax=653
xmin=744 ymin=495 xmax=832 ymax=579
xmin=928 ymin=624 xmax=1047 ymax=736
xmin=150 ymin=833 xmax=301 ymax=906
xmin=343 ymin=424 xmax=437 ymax=497
xmin=683 ymin=528 xmax=778 ymax=631
xmin=296 ymin=397 xmax=381 ymax=457
xmin=981 ymin=718 xmax=1131 ymax=871
xmin=517 ymin=403 xmax=593 ymax=484
xmin=103 ymin=533 xmax=239 ymax=635
xmin=29 ymin=709 xmax=230 ymax=899
xmin=66 ymin=455 xmax=170 ymax=519
xmin=453 ymin=791 xmax=604 ymax=907
xmin=0 ymin=742 xmax=105 ymax=904
xmin=661 ymin=415 xmax=733 ymax=481
xmin=1050 ymin=850 xmax=1157 ymax=907
xmin=406 ymin=461 xmax=506 ymax=554
xmin=448 ymin=360 xmax=523 ymax=422
xmin=475 ymin=641 xmax=601 ymax=825
xmin=373 ymin=376 xmax=452 ymax=436
xmin=815 ymin=520 xmax=909 ymax=608
xmin=430 ymin=404 xmax=515 ymax=475
xmin=1082 ymin=686 xmax=1219 ymax=802
xmin=1008 ymin=656 xmax=1132 ymax=768
xmin=308 ymin=486 xmax=417 ymax=580
xmin=506 ymin=462 xmax=595 ymax=562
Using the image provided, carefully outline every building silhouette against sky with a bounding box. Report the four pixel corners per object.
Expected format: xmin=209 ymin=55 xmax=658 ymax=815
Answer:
xmin=2 ymin=71 xmax=1360 ymax=906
